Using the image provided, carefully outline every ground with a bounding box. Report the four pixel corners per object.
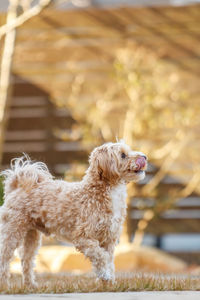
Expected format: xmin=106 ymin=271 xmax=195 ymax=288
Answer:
xmin=0 ymin=272 xmax=199 ymax=294
xmin=1 ymin=292 xmax=200 ymax=300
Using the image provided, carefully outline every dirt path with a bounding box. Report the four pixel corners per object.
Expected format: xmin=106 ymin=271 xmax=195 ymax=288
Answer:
xmin=0 ymin=292 xmax=200 ymax=300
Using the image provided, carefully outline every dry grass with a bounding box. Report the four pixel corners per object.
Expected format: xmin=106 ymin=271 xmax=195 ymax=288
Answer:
xmin=0 ymin=272 xmax=200 ymax=294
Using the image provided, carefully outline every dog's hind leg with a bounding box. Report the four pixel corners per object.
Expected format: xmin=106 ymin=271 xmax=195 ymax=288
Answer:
xmin=19 ymin=229 xmax=41 ymax=289
xmin=0 ymin=220 xmax=25 ymax=289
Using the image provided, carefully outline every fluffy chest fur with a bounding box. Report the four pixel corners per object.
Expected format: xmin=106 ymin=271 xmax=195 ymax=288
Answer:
xmin=109 ymin=183 xmax=127 ymax=238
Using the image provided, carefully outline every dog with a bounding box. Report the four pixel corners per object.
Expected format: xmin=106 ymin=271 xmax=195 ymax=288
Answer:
xmin=0 ymin=141 xmax=147 ymax=288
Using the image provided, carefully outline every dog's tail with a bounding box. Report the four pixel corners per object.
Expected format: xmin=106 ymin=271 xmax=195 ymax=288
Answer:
xmin=1 ymin=154 xmax=53 ymax=195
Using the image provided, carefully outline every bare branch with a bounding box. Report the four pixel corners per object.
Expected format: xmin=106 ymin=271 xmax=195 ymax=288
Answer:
xmin=142 ymin=135 xmax=191 ymax=196
xmin=0 ymin=0 xmax=20 ymax=161
xmin=0 ymin=0 xmax=52 ymax=40
xmin=133 ymin=210 xmax=154 ymax=247
xmin=179 ymin=168 xmax=200 ymax=198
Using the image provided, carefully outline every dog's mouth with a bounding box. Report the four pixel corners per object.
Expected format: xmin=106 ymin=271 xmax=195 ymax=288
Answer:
xmin=128 ymin=168 xmax=145 ymax=175
xmin=129 ymin=156 xmax=147 ymax=174
xmin=134 ymin=169 xmax=145 ymax=174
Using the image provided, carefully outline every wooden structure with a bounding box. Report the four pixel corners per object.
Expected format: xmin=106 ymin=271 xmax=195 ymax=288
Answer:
xmin=2 ymin=75 xmax=87 ymax=175
xmin=0 ymin=3 xmax=199 ymax=178
xmin=130 ymin=170 xmax=200 ymax=234
xmin=0 ymin=2 xmax=200 ymax=261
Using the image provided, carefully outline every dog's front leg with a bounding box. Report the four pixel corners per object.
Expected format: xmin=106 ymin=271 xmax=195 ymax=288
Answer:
xmin=103 ymin=243 xmax=115 ymax=283
xmin=75 ymin=238 xmax=112 ymax=282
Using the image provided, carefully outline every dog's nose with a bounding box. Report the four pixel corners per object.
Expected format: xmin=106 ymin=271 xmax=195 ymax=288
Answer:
xmin=142 ymin=155 xmax=147 ymax=160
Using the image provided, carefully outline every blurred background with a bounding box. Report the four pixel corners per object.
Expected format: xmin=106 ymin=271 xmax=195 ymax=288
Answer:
xmin=0 ymin=0 xmax=200 ymax=275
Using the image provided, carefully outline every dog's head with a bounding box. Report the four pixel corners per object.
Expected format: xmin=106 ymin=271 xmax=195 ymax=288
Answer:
xmin=89 ymin=141 xmax=147 ymax=183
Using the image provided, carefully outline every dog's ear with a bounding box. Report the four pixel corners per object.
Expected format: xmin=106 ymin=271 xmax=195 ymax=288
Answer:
xmin=89 ymin=146 xmax=120 ymax=182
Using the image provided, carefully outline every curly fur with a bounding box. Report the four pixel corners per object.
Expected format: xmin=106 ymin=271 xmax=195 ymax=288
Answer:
xmin=0 ymin=141 xmax=147 ymax=288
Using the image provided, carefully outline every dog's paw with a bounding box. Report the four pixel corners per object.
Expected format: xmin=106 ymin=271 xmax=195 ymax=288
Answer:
xmin=101 ymin=272 xmax=112 ymax=281
xmin=97 ymin=269 xmax=115 ymax=284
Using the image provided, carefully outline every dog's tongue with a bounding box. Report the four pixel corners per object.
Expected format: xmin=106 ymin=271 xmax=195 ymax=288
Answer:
xmin=135 ymin=157 xmax=146 ymax=171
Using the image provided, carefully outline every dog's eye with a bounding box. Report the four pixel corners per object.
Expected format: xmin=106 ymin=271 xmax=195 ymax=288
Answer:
xmin=121 ymin=152 xmax=126 ymax=159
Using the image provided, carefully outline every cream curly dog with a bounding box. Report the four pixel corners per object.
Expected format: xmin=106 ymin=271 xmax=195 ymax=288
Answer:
xmin=0 ymin=141 xmax=147 ymax=288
